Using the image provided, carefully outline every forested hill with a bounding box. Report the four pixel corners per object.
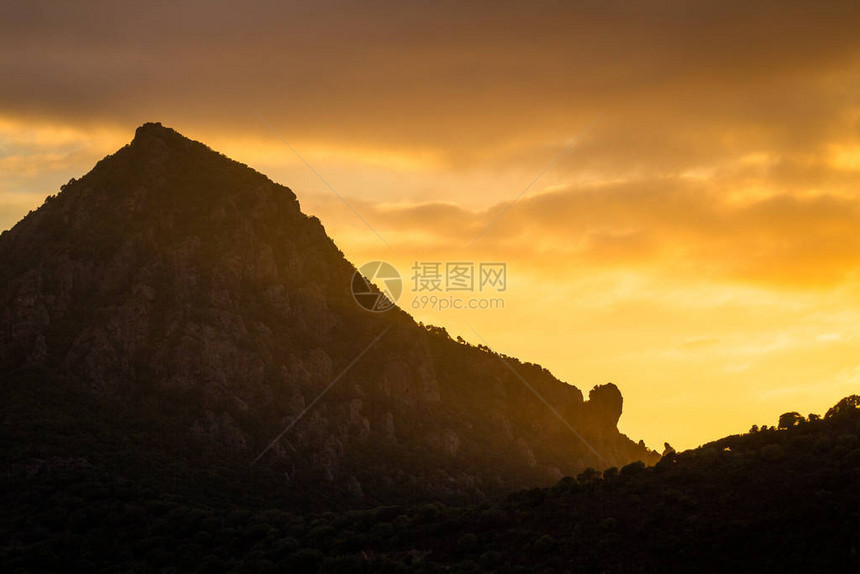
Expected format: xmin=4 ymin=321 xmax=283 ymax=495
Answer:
xmin=3 ymin=396 xmax=858 ymax=572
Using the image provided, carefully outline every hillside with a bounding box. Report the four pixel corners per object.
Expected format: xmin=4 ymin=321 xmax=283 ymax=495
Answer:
xmin=4 ymin=397 xmax=858 ymax=572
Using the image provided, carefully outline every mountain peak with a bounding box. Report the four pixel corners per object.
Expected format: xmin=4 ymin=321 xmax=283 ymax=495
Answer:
xmin=128 ymin=121 xmax=207 ymax=159
xmin=133 ymin=121 xmax=180 ymax=142
xmin=93 ymin=121 xmax=298 ymax=209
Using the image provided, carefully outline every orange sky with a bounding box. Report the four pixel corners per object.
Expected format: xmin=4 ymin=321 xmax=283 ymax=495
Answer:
xmin=2 ymin=0 xmax=860 ymax=449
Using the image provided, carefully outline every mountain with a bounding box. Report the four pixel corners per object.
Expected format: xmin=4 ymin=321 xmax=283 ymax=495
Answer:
xmin=0 ymin=122 xmax=656 ymax=509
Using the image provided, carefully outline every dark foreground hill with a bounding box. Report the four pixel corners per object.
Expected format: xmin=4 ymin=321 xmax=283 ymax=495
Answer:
xmin=0 ymin=122 xmax=655 ymax=510
xmin=3 ymin=397 xmax=859 ymax=572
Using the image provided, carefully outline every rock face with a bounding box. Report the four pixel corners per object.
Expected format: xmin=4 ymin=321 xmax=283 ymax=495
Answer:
xmin=0 ymin=123 xmax=659 ymax=505
xmin=587 ymin=383 xmax=624 ymax=432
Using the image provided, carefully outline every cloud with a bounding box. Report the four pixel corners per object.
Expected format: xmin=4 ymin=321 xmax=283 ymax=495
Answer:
xmin=345 ymin=163 xmax=860 ymax=288
xmin=2 ymin=0 xmax=859 ymax=169
xmin=0 ymin=118 xmax=127 ymax=215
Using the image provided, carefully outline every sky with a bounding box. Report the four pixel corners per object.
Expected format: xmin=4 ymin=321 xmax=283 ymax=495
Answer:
xmin=3 ymin=0 xmax=860 ymax=449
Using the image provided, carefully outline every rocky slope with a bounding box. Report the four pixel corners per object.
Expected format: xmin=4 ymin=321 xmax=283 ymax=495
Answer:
xmin=0 ymin=123 xmax=657 ymax=506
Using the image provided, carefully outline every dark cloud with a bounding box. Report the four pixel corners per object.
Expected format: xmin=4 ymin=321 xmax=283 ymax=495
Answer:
xmin=2 ymin=0 xmax=859 ymax=167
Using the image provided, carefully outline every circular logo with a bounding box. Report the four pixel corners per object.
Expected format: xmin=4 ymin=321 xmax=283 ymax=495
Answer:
xmin=351 ymin=261 xmax=402 ymax=312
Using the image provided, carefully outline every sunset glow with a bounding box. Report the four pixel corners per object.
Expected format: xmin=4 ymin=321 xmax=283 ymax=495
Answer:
xmin=3 ymin=0 xmax=860 ymax=449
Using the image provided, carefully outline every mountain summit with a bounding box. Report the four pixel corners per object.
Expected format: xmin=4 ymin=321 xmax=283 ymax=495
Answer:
xmin=0 ymin=123 xmax=656 ymax=505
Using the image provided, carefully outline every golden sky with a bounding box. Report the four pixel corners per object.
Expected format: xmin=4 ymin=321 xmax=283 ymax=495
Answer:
xmin=3 ymin=0 xmax=860 ymax=449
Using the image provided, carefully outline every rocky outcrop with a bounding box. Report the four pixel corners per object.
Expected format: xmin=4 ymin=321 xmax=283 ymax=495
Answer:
xmin=586 ymin=383 xmax=624 ymax=433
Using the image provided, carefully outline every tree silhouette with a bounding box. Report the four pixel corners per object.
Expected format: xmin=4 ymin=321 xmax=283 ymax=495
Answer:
xmin=825 ymin=395 xmax=860 ymax=418
xmin=777 ymin=411 xmax=804 ymax=429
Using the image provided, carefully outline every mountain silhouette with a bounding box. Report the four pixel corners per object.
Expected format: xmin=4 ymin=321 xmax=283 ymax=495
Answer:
xmin=0 ymin=123 xmax=656 ymax=506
